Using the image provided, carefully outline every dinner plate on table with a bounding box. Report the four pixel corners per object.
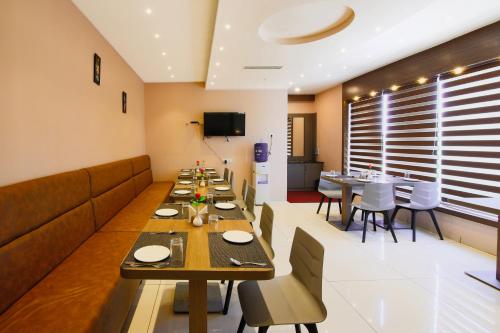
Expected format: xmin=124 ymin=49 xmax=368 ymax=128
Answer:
xmin=205 ymin=167 xmax=215 ymax=170
xmin=212 ymin=178 xmax=224 ymax=182
xmin=155 ymin=208 xmax=178 ymax=217
xmin=207 ymin=171 xmax=217 ymax=174
xmin=179 ymin=180 xmax=192 ymax=185
xmin=174 ymin=189 xmax=191 ymax=195
xmin=215 ymin=202 xmax=236 ymax=210
xmin=134 ymin=245 xmax=170 ymax=262
xmin=215 ymin=186 xmax=231 ymax=191
xmin=181 ymin=169 xmax=191 ymax=172
xmin=222 ymin=230 xmax=253 ymax=244
xmin=180 ymin=173 xmax=190 ymax=176
xmin=356 ymin=179 xmax=372 ymax=183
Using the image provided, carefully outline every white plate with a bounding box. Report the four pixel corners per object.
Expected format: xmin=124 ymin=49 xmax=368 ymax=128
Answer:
xmin=212 ymin=178 xmax=224 ymax=182
xmin=356 ymin=178 xmax=372 ymax=183
xmin=215 ymin=186 xmax=230 ymax=191
xmin=174 ymin=189 xmax=191 ymax=195
xmin=205 ymin=167 xmax=215 ymax=170
xmin=181 ymin=169 xmax=191 ymax=172
xmin=207 ymin=171 xmax=217 ymax=174
xmin=180 ymin=173 xmax=190 ymax=176
xmin=222 ymin=230 xmax=253 ymax=244
xmin=215 ymin=202 xmax=236 ymax=210
xmin=179 ymin=180 xmax=192 ymax=185
xmin=134 ymin=245 xmax=170 ymax=262
xmin=155 ymin=208 xmax=178 ymax=217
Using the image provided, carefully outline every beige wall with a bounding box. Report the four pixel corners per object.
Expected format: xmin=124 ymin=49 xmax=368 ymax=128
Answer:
xmin=314 ymin=85 xmax=343 ymax=171
xmin=0 ymin=0 xmax=145 ymax=186
xmin=288 ymin=101 xmax=315 ymax=114
xmin=145 ymin=83 xmax=288 ymax=201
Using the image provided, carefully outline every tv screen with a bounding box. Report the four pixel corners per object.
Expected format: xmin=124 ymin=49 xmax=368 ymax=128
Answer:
xmin=204 ymin=112 xmax=245 ymax=136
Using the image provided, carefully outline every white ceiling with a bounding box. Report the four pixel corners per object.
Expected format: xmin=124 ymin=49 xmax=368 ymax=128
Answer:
xmin=73 ymin=0 xmax=500 ymax=94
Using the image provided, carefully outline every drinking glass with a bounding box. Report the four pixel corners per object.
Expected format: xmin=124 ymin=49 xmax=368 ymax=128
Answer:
xmin=208 ymin=214 xmax=219 ymax=232
xmin=190 ymin=184 xmax=196 ymax=194
xmin=206 ymin=193 xmax=214 ymax=205
xmin=182 ymin=202 xmax=190 ymax=216
xmin=170 ymin=237 xmax=183 ymax=266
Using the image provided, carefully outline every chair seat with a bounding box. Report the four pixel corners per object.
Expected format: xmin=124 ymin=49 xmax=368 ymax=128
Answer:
xmin=319 ymin=189 xmax=342 ymax=199
xmin=238 ymin=275 xmax=326 ymax=327
xmin=397 ymin=202 xmax=436 ymax=210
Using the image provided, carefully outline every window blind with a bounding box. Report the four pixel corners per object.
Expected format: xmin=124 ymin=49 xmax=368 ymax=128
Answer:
xmin=348 ymin=96 xmax=383 ymax=173
xmin=439 ymin=62 xmax=500 ymax=220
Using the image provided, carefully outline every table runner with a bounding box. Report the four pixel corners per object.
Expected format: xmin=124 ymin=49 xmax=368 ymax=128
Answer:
xmin=123 ymin=232 xmax=188 ymax=268
xmin=208 ymin=233 xmax=273 ymax=268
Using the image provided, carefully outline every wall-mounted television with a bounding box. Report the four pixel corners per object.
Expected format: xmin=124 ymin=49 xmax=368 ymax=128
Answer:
xmin=203 ymin=112 xmax=245 ymax=136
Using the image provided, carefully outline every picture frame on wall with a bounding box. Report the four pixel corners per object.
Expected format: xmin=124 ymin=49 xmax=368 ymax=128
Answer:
xmin=93 ymin=53 xmax=101 ymax=85
xmin=122 ymin=91 xmax=127 ymax=113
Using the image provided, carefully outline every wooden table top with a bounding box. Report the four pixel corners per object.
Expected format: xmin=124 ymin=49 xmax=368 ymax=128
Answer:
xmin=120 ymin=219 xmax=275 ymax=281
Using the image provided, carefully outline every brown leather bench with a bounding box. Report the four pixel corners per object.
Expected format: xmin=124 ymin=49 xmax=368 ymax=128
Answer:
xmin=0 ymin=155 xmax=173 ymax=333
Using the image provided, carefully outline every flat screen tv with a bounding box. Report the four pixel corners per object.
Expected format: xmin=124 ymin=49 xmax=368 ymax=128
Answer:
xmin=203 ymin=112 xmax=245 ymax=136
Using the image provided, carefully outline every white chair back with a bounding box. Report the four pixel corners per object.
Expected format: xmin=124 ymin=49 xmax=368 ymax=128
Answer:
xmin=318 ymin=171 xmax=341 ymax=191
xmin=410 ymin=182 xmax=440 ymax=209
xmin=361 ymin=183 xmax=395 ymax=211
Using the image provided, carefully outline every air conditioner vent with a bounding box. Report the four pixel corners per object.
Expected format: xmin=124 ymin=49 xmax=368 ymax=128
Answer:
xmin=243 ymin=66 xmax=283 ymax=70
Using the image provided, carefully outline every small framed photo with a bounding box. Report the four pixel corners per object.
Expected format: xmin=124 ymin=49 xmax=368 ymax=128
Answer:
xmin=122 ymin=91 xmax=127 ymax=113
xmin=93 ymin=53 xmax=101 ymax=85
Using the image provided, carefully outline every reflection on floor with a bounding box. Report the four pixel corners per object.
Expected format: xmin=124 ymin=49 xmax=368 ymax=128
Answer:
xmin=124 ymin=202 xmax=499 ymax=333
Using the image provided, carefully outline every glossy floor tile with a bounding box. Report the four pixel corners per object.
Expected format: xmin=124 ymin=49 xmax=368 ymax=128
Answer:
xmin=125 ymin=201 xmax=499 ymax=333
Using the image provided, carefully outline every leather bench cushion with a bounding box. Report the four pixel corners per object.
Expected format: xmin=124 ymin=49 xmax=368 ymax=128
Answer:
xmin=92 ymin=179 xmax=135 ymax=230
xmin=0 ymin=231 xmax=140 ymax=333
xmin=133 ymin=169 xmax=153 ymax=195
xmin=86 ymin=159 xmax=133 ymax=197
xmin=100 ymin=181 xmax=174 ymax=232
xmin=0 ymin=201 xmax=95 ymax=314
xmin=131 ymin=155 xmax=151 ymax=175
xmin=0 ymin=169 xmax=90 ymax=246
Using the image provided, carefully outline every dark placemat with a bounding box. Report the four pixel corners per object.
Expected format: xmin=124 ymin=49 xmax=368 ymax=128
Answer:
xmin=208 ymin=233 xmax=273 ymax=268
xmin=152 ymin=203 xmax=189 ymax=219
xmin=123 ymin=232 xmax=188 ymax=268
xmin=208 ymin=204 xmax=246 ymax=220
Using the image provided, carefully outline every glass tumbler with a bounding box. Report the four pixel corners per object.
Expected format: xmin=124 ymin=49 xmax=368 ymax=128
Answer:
xmin=208 ymin=214 xmax=219 ymax=232
xmin=207 ymin=193 xmax=214 ymax=205
xmin=170 ymin=237 xmax=183 ymax=266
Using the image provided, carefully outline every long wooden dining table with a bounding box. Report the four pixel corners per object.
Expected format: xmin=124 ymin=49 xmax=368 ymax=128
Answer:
xmin=321 ymin=174 xmax=418 ymax=229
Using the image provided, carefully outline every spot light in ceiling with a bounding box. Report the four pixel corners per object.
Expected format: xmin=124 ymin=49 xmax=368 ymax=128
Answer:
xmin=294 ymin=87 xmax=301 ymax=93
xmin=170 ymin=74 xmax=175 ymax=79
xmin=327 ymin=74 xmax=331 ymax=78
xmin=342 ymin=65 xmax=347 ymax=70
xmin=390 ymin=85 xmax=400 ymax=91
xmin=219 ymin=46 xmax=224 ymax=51
xmin=154 ymin=33 xmax=160 ymax=39
xmin=162 ymin=52 xmax=166 ymax=56
xmin=318 ymin=63 xmax=323 ymax=68
xmin=215 ymin=62 xmax=221 ymax=67
xmin=212 ymin=74 xmax=217 ymax=79
xmin=369 ymin=91 xmax=377 ymax=97
xmin=375 ymin=26 xmax=382 ymax=32
xmin=145 ymin=8 xmax=152 ymax=15
xmin=452 ymin=66 xmax=465 ymax=75
xmin=167 ymin=65 xmax=172 ymax=71
xmin=299 ymin=73 xmax=304 ymax=78
xmin=210 ymin=81 xmax=215 ymax=86
xmin=224 ymin=24 xmax=231 ymax=30
xmin=288 ymin=81 xmax=293 ymax=86
xmin=353 ymin=96 xmax=360 ymax=101
xmin=340 ymin=48 xmax=346 ymax=53
xmin=417 ymin=77 xmax=428 ymax=84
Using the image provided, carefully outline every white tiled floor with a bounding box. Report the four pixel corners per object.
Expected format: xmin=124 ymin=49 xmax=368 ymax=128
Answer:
xmin=124 ymin=201 xmax=499 ymax=333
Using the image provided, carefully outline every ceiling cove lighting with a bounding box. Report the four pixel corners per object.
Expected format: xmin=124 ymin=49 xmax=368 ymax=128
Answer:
xmin=294 ymin=87 xmax=301 ymax=92
xmin=390 ymin=85 xmax=400 ymax=91
xmin=417 ymin=77 xmax=428 ymax=84
xmin=452 ymin=66 xmax=465 ymax=75
xmin=369 ymin=91 xmax=377 ymax=97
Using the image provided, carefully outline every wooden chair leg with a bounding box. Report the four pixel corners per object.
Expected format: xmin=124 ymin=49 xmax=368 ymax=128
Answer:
xmin=345 ymin=207 xmax=357 ymax=231
xmin=304 ymin=323 xmax=318 ymax=333
xmin=411 ymin=210 xmax=417 ymax=242
xmin=362 ymin=210 xmax=369 ymax=243
xmin=237 ymin=315 xmax=246 ymax=333
xmin=372 ymin=212 xmax=376 ymax=231
xmin=316 ymin=194 xmax=325 ymax=214
xmin=258 ymin=326 xmax=269 ymax=333
xmin=384 ymin=211 xmax=398 ymax=243
xmin=428 ymin=209 xmax=444 ymax=240
xmin=222 ymin=280 xmax=234 ymax=315
xmin=326 ymin=198 xmax=332 ymax=221
xmin=295 ymin=324 xmax=302 ymax=333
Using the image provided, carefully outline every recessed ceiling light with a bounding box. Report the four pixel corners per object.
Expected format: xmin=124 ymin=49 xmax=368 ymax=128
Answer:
xmin=212 ymin=74 xmax=217 ymax=79
xmin=390 ymin=85 xmax=400 ymax=91
xmin=366 ymin=54 xmax=372 ymax=59
xmin=210 ymin=81 xmax=215 ymax=86
xmin=342 ymin=65 xmax=347 ymax=70
xmin=417 ymin=77 xmax=428 ymax=84
xmin=224 ymin=24 xmax=231 ymax=30
xmin=294 ymin=87 xmax=301 ymax=93
xmin=353 ymin=96 xmax=360 ymax=101
xmin=369 ymin=91 xmax=377 ymax=97
xmin=327 ymin=74 xmax=331 ymax=78
xmin=167 ymin=65 xmax=172 ymax=71
xmin=375 ymin=26 xmax=382 ymax=32
xmin=340 ymin=48 xmax=346 ymax=53
xmin=452 ymin=66 xmax=465 ymax=75
xmin=288 ymin=81 xmax=293 ymax=86
xmin=299 ymin=73 xmax=304 ymax=78
xmin=145 ymin=8 xmax=152 ymax=15
xmin=219 ymin=46 xmax=224 ymax=51
xmin=318 ymin=63 xmax=323 ymax=68
xmin=215 ymin=62 xmax=221 ymax=67
xmin=154 ymin=33 xmax=160 ymax=39
xmin=170 ymin=74 xmax=175 ymax=79
xmin=162 ymin=52 xmax=166 ymax=56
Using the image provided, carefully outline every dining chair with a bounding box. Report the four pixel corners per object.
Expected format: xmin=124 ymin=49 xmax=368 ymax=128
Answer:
xmin=229 ymin=170 xmax=234 ymax=187
xmin=243 ymin=184 xmax=256 ymax=223
xmin=232 ymin=178 xmax=247 ymax=209
xmin=345 ymin=183 xmax=398 ymax=243
xmin=222 ymin=202 xmax=274 ymax=315
xmin=390 ymin=182 xmax=443 ymax=242
xmin=237 ymin=227 xmax=327 ymax=333
xmin=223 ymin=167 xmax=229 ymax=181
xmin=316 ymin=171 xmax=342 ymax=221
